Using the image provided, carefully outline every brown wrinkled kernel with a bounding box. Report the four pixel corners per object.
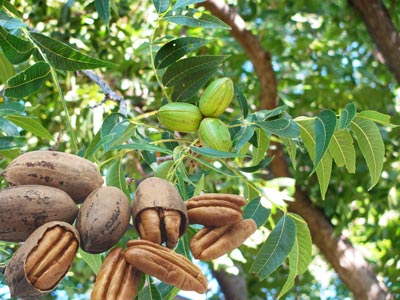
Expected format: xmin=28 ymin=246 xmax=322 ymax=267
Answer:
xmin=125 ymin=240 xmax=207 ymax=294
xmin=138 ymin=209 xmax=162 ymax=245
xmin=187 ymin=193 xmax=247 ymax=207
xmin=162 ymin=210 xmax=181 ymax=248
xmin=187 ymin=206 xmax=243 ymax=227
xmin=91 ymin=247 xmax=141 ymax=300
xmin=190 ymin=219 xmax=257 ymax=261
xmin=25 ymin=226 xmax=78 ymax=290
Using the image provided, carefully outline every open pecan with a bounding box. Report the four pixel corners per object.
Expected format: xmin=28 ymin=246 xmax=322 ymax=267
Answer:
xmin=132 ymin=177 xmax=188 ymax=249
xmin=5 ymin=221 xmax=79 ymax=298
xmin=190 ymin=219 xmax=257 ymax=261
xmin=125 ymin=240 xmax=208 ymax=294
xmin=91 ymin=247 xmax=141 ymax=300
xmin=186 ymin=193 xmax=247 ymax=227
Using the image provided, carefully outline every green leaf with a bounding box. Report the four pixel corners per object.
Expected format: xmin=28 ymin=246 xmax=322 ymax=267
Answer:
xmin=0 ymin=136 xmax=24 ymax=150
xmin=0 ymin=51 xmax=15 ymax=83
xmin=288 ymin=213 xmax=312 ymax=275
xmin=173 ymin=0 xmax=205 ymax=10
xmin=0 ymin=101 xmax=24 ymax=116
xmin=253 ymin=128 xmax=270 ymax=165
xmin=106 ymin=158 xmax=130 ymax=198
xmin=254 ymin=105 xmax=288 ymax=120
xmin=4 ymin=61 xmax=50 ymax=98
xmin=78 ymin=249 xmax=102 ymax=275
xmin=190 ymin=146 xmax=245 ymax=158
xmin=0 ymin=10 xmax=26 ymax=30
xmin=339 ymin=102 xmax=356 ymax=129
xmin=6 ymin=114 xmax=53 ymax=140
xmin=250 ymin=214 xmax=296 ymax=280
xmin=278 ymin=238 xmax=297 ymax=299
xmin=313 ymin=110 xmax=336 ymax=172
xmin=0 ymin=148 xmax=21 ymax=159
xmin=297 ymin=117 xmax=333 ymax=199
xmin=357 ymin=110 xmax=394 ymax=126
xmin=110 ymin=143 xmax=173 ymax=155
xmin=0 ymin=0 xmax=3 ymax=8
xmin=255 ymin=118 xmax=300 ymax=138
xmin=162 ymin=55 xmax=227 ymax=101
xmin=157 ymin=282 xmax=180 ymax=300
xmin=328 ymin=129 xmax=355 ymax=173
xmin=239 ymin=157 xmax=273 ymax=173
xmin=282 ymin=137 xmax=297 ymax=170
xmin=234 ymin=84 xmax=249 ymax=118
xmin=232 ymin=124 xmax=254 ymax=152
xmin=153 ymin=0 xmax=170 ymax=14
xmin=0 ymin=26 xmax=34 ymax=64
xmin=243 ymin=197 xmax=271 ymax=227
xmin=0 ymin=117 xmax=19 ymax=135
xmin=351 ymin=116 xmax=384 ymax=190
xmin=138 ymin=280 xmax=162 ymax=300
xmin=162 ymin=56 xmax=226 ymax=86
xmin=164 ymin=8 xmax=231 ymax=29
xmin=94 ymin=0 xmax=111 ymax=26
xmin=154 ymin=37 xmax=210 ymax=69
xmin=29 ymin=32 xmax=116 ymax=71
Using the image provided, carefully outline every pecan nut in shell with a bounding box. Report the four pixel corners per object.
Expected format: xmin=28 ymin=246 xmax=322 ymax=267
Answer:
xmin=125 ymin=240 xmax=207 ymax=294
xmin=190 ymin=219 xmax=257 ymax=261
xmin=91 ymin=247 xmax=141 ymax=300
xmin=186 ymin=193 xmax=247 ymax=227
xmin=5 ymin=221 xmax=79 ymax=298
xmin=132 ymin=177 xmax=188 ymax=248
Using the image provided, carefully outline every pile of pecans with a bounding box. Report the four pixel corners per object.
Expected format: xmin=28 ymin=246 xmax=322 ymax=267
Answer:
xmin=0 ymin=151 xmax=256 ymax=299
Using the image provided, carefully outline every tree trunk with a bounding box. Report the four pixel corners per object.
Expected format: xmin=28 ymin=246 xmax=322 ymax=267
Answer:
xmin=201 ymin=1 xmax=393 ymax=299
xmin=212 ymin=267 xmax=248 ymax=300
xmin=349 ymin=0 xmax=400 ymax=84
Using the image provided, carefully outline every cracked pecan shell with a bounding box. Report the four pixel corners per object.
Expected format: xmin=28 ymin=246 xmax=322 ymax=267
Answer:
xmin=125 ymin=240 xmax=207 ymax=294
xmin=190 ymin=219 xmax=257 ymax=261
xmin=132 ymin=177 xmax=188 ymax=248
xmin=5 ymin=221 xmax=79 ymax=298
xmin=186 ymin=193 xmax=247 ymax=227
xmin=91 ymin=247 xmax=142 ymax=300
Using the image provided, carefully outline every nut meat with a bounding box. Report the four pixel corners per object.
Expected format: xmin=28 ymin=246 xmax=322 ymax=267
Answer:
xmin=132 ymin=177 xmax=188 ymax=248
xmin=125 ymin=240 xmax=207 ymax=294
xmin=186 ymin=193 xmax=247 ymax=227
xmin=91 ymin=247 xmax=141 ymax=300
xmin=5 ymin=221 xmax=79 ymax=298
xmin=190 ymin=219 xmax=257 ymax=261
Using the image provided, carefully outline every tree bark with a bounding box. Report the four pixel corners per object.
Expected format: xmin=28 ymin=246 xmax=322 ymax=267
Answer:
xmin=212 ymin=267 xmax=248 ymax=300
xmin=201 ymin=1 xmax=393 ymax=299
xmin=349 ymin=0 xmax=400 ymax=84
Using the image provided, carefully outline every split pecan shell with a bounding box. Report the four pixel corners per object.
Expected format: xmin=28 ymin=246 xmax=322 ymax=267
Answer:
xmin=190 ymin=219 xmax=257 ymax=261
xmin=125 ymin=240 xmax=207 ymax=294
xmin=91 ymin=247 xmax=141 ymax=300
xmin=186 ymin=193 xmax=247 ymax=227
xmin=5 ymin=221 xmax=79 ymax=298
xmin=132 ymin=177 xmax=188 ymax=248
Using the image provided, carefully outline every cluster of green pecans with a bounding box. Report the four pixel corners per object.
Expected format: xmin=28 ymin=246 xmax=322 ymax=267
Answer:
xmin=157 ymin=77 xmax=234 ymax=152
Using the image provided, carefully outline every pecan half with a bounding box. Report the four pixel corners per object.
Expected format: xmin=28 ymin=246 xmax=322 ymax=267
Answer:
xmin=125 ymin=240 xmax=208 ymax=294
xmin=91 ymin=247 xmax=141 ymax=300
xmin=190 ymin=219 xmax=257 ymax=261
xmin=132 ymin=177 xmax=188 ymax=249
xmin=186 ymin=193 xmax=247 ymax=227
xmin=5 ymin=221 xmax=80 ymax=298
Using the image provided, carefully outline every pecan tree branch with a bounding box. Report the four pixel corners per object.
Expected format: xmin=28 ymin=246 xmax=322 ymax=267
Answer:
xmin=349 ymin=0 xmax=400 ymax=84
xmin=201 ymin=1 xmax=392 ymax=299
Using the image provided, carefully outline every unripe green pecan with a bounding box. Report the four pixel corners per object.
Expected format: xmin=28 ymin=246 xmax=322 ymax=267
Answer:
xmin=198 ymin=118 xmax=232 ymax=152
xmin=199 ymin=77 xmax=234 ymax=117
xmin=157 ymin=103 xmax=203 ymax=133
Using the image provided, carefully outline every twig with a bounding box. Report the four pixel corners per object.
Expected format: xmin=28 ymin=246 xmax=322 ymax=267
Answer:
xmin=80 ymin=70 xmax=128 ymax=116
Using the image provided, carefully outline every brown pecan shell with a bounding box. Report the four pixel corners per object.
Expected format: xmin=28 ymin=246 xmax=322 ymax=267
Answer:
xmin=91 ymin=247 xmax=141 ymax=300
xmin=5 ymin=221 xmax=80 ymax=298
xmin=190 ymin=219 xmax=257 ymax=261
xmin=132 ymin=177 xmax=188 ymax=248
xmin=186 ymin=193 xmax=247 ymax=227
xmin=125 ymin=240 xmax=207 ymax=294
